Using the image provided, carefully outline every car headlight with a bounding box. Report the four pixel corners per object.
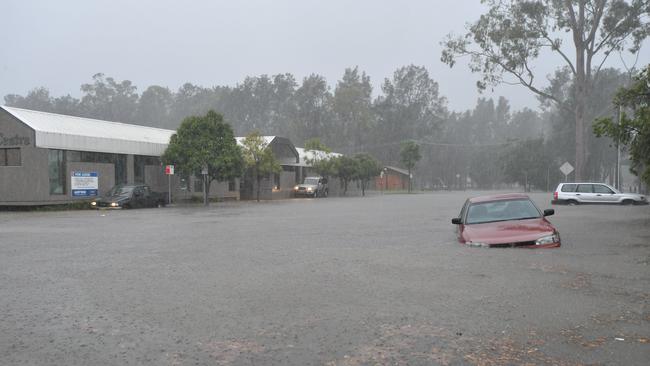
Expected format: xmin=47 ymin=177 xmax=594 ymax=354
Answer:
xmin=110 ymin=202 xmax=119 ymax=207
xmin=90 ymin=201 xmax=96 ymax=206
xmin=307 ymin=187 xmax=313 ymax=191
xmin=536 ymin=233 xmax=560 ymax=245
xmin=293 ymin=186 xmax=299 ymax=191
xmin=467 ymin=242 xmax=489 ymax=248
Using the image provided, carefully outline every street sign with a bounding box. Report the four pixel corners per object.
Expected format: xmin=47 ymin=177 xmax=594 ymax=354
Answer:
xmin=559 ymin=162 xmax=574 ymax=176
xmin=165 ymin=165 xmax=174 ymax=175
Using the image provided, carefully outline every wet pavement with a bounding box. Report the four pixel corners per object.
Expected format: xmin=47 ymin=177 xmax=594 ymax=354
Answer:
xmin=1 ymin=191 xmax=649 ymax=365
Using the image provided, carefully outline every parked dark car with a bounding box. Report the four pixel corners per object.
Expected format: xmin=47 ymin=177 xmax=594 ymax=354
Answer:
xmin=90 ymin=185 xmax=167 ymax=209
xmin=451 ymin=193 xmax=561 ymax=248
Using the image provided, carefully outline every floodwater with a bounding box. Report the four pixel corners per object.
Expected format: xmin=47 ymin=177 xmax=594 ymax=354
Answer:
xmin=1 ymin=192 xmax=648 ymax=365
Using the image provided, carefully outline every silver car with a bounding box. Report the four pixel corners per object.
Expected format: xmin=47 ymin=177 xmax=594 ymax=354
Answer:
xmin=553 ymin=182 xmax=647 ymax=205
xmin=293 ymin=176 xmax=328 ymax=198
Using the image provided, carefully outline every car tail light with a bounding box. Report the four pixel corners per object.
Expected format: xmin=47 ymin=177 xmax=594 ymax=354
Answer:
xmin=553 ymin=191 xmax=558 ymax=200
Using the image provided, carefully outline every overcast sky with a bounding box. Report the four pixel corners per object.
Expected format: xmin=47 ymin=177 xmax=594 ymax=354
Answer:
xmin=2 ymin=0 xmax=648 ymax=112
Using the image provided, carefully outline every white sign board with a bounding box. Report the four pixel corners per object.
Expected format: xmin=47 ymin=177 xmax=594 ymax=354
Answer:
xmin=560 ymin=162 xmax=574 ymax=176
xmin=71 ymin=172 xmax=98 ymax=197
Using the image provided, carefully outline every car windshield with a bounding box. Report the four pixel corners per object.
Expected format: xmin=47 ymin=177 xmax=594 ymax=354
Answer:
xmin=107 ymin=186 xmax=134 ymax=196
xmin=303 ymin=178 xmax=319 ymax=185
xmin=466 ymin=199 xmax=541 ymax=224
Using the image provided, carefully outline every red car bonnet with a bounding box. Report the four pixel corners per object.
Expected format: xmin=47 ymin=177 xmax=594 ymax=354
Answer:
xmin=461 ymin=218 xmax=556 ymax=245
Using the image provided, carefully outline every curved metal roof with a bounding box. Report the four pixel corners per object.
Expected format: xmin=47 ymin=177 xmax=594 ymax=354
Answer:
xmin=1 ymin=106 xmax=175 ymax=156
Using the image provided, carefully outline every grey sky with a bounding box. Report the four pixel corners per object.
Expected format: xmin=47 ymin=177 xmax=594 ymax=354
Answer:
xmin=2 ymin=0 xmax=648 ymax=112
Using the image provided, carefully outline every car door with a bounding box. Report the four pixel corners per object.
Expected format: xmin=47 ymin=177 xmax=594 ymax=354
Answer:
xmin=142 ymin=186 xmax=154 ymax=207
xmin=575 ymin=184 xmax=595 ymax=202
xmin=592 ymin=184 xmax=618 ymax=203
xmin=132 ymin=187 xmax=144 ymax=208
xmin=456 ymin=200 xmax=469 ymax=241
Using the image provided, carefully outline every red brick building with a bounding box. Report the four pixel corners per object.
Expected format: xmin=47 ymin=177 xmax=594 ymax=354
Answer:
xmin=375 ymin=166 xmax=410 ymax=191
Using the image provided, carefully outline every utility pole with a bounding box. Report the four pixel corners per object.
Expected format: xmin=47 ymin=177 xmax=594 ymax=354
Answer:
xmin=616 ymin=105 xmax=621 ymax=191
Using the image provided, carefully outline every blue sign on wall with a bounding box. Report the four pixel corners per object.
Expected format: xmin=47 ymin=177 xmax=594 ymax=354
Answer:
xmin=71 ymin=172 xmax=99 ymax=197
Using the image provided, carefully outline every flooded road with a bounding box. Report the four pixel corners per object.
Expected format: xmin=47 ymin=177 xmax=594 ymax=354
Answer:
xmin=1 ymin=192 xmax=649 ymax=365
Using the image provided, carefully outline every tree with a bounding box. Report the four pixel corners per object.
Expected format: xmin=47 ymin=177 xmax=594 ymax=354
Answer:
xmin=80 ymin=73 xmax=139 ymax=122
xmin=543 ymin=67 xmax=629 ymax=181
xmin=354 ymin=153 xmax=382 ymax=196
xmin=304 ymin=138 xmax=332 ymax=153
xmin=304 ymin=138 xmax=337 ymax=179
xmin=332 ymin=155 xmax=359 ymax=195
xmin=162 ymin=110 xmax=243 ymax=206
xmin=240 ymin=131 xmax=281 ymax=202
xmin=442 ymin=0 xmax=649 ymax=181
xmin=4 ymin=87 xmax=54 ymax=112
xmin=136 ymin=85 xmax=173 ymax=128
xmin=400 ymin=141 xmax=421 ymax=193
xmin=502 ymin=138 xmax=555 ymax=191
xmin=292 ymin=74 xmax=334 ymax=145
xmin=374 ymin=65 xmax=447 ymax=164
xmin=594 ymin=64 xmax=650 ymax=187
xmin=170 ymin=83 xmax=224 ymax=129
xmin=332 ymin=67 xmax=374 ymax=151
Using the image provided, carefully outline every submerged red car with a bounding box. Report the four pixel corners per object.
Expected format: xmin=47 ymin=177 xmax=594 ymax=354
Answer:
xmin=451 ymin=193 xmax=561 ymax=248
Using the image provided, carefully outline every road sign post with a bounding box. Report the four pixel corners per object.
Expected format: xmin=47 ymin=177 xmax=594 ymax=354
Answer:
xmin=559 ymin=162 xmax=574 ymax=182
xmin=165 ymin=165 xmax=174 ymax=205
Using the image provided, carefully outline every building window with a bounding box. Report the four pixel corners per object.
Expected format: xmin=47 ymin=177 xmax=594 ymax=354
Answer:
xmin=67 ymin=150 xmax=127 ymax=185
xmin=48 ymin=149 xmax=66 ymax=195
xmin=228 ymin=179 xmax=236 ymax=192
xmin=134 ymin=155 xmax=160 ymax=183
xmin=0 ymin=148 xmax=21 ymax=166
xmin=114 ymin=154 xmax=127 ymax=185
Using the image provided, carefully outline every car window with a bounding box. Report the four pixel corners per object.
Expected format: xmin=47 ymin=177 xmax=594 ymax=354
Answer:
xmin=593 ymin=184 xmax=614 ymax=194
xmin=466 ymin=199 xmax=540 ymax=224
xmin=561 ymin=184 xmax=577 ymax=192
xmin=576 ymin=184 xmax=592 ymax=193
xmin=109 ymin=186 xmax=133 ymax=196
xmin=459 ymin=200 xmax=469 ymax=221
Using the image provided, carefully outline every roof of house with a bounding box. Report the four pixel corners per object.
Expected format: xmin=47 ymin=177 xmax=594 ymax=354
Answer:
xmin=1 ymin=106 xmax=328 ymax=165
xmin=294 ymin=147 xmax=342 ymax=167
xmin=235 ymin=136 xmax=276 ymax=147
xmin=384 ymin=165 xmax=410 ymax=176
xmin=1 ymin=106 xmax=175 ymax=156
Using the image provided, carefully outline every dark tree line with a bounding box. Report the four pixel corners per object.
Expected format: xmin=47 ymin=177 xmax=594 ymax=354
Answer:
xmin=4 ymin=65 xmax=631 ymax=190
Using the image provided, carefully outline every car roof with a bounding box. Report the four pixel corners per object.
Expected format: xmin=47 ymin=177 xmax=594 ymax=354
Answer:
xmin=468 ymin=193 xmax=530 ymax=204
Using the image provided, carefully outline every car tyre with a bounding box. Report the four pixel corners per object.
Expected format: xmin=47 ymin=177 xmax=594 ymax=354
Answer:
xmin=621 ymin=199 xmax=634 ymax=206
xmin=567 ymin=199 xmax=578 ymax=206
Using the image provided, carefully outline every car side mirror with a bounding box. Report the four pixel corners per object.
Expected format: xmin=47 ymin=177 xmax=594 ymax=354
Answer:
xmin=543 ymin=209 xmax=554 ymax=217
xmin=451 ymin=217 xmax=462 ymax=225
